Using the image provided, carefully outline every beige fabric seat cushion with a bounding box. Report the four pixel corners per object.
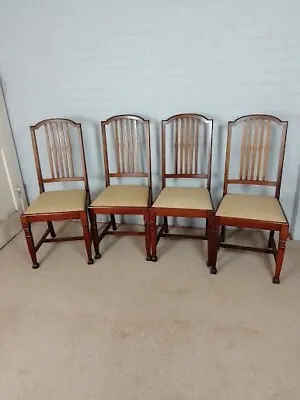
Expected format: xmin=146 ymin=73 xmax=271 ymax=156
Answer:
xmin=24 ymin=190 xmax=86 ymax=214
xmin=153 ymin=187 xmax=213 ymax=210
xmin=216 ymin=193 xmax=287 ymax=223
xmin=90 ymin=185 xmax=149 ymax=208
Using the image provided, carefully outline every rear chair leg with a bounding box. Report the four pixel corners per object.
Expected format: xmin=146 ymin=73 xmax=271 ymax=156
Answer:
xmin=81 ymin=212 xmax=94 ymax=265
xmin=206 ymin=213 xmax=213 ymax=266
xmin=89 ymin=210 xmax=101 ymax=259
xmin=220 ymin=226 xmax=226 ymax=243
xmin=21 ymin=217 xmax=39 ymax=269
xmin=268 ymin=230 xmax=275 ymax=248
xmin=110 ymin=214 xmax=117 ymax=231
xmin=144 ymin=212 xmax=152 ymax=261
xmin=209 ymin=217 xmax=219 ymax=275
xmin=150 ymin=211 xmax=157 ymax=262
xmin=163 ymin=216 xmax=169 ymax=233
xmin=47 ymin=222 xmax=56 ymax=238
xmin=273 ymin=225 xmax=288 ymax=284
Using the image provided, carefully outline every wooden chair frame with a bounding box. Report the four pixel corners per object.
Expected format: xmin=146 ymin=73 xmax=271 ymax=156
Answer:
xmin=89 ymin=115 xmax=152 ymax=260
xmin=20 ymin=118 xmax=93 ymax=268
xmin=209 ymin=114 xmax=289 ymax=284
xmin=150 ymin=113 xmax=214 ymax=263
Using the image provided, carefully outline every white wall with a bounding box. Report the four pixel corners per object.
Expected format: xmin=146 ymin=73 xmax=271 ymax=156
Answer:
xmin=1 ymin=0 xmax=300 ymax=236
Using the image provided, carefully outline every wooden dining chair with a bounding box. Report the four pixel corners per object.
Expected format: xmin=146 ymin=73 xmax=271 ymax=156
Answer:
xmin=150 ymin=113 xmax=214 ymax=264
xmin=20 ymin=118 xmax=93 ymax=268
xmin=89 ymin=114 xmax=152 ymax=260
xmin=210 ymin=114 xmax=289 ymax=284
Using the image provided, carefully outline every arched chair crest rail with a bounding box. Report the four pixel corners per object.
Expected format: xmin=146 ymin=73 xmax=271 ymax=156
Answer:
xmin=209 ymin=114 xmax=289 ymax=284
xmin=20 ymin=118 xmax=93 ymax=268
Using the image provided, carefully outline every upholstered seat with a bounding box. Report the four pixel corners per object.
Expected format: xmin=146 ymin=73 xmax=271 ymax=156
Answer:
xmin=153 ymin=187 xmax=213 ymax=210
xmin=90 ymin=185 xmax=149 ymax=208
xmin=24 ymin=190 xmax=86 ymax=214
xmin=216 ymin=193 xmax=286 ymax=223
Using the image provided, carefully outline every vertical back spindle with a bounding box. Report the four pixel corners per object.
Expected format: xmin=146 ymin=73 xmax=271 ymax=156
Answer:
xmin=240 ymin=121 xmax=247 ymax=179
xmin=60 ymin=122 xmax=69 ymax=177
xmin=132 ymin=120 xmax=138 ymax=173
xmin=256 ymin=120 xmax=265 ymax=180
xmin=179 ymin=119 xmax=184 ymax=174
xmin=250 ymin=120 xmax=259 ymax=180
xmin=262 ymin=120 xmax=271 ymax=180
xmin=45 ymin=123 xmax=55 ymax=179
xmin=194 ymin=119 xmax=199 ymax=175
xmin=174 ymin=120 xmax=179 ymax=174
xmin=114 ymin=120 xmax=121 ymax=173
xmin=244 ymin=121 xmax=252 ymax=180
xmin=55 ymin=122 xmax=65 ymax=177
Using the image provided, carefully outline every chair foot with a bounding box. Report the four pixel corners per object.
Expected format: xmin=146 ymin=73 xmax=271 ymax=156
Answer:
xmin=146 ymin=256 xmax=152 ymax=261
xmin=151 ymin=256 xmax=158 ymax=262
xmin=32 ymin=262 xmax=40 ymax=269
xmin=210 ymin=267 xmax=217 ymax=275
xmin=272 ymin=276 xmax=280 ymax=284
xmin=88 ymin=259 xmax=94 ymax=265
xmin=95 ymin=253 xmax=101 ymax=259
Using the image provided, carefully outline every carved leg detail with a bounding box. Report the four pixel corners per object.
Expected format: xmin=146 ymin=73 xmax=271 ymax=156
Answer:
xmin=81 ymin=212 xmax=94 ymax=265
xmin=273 ymin=225 xmax=288 ymax=284
xmin=21 ymin=218 xmax=39 ymax=269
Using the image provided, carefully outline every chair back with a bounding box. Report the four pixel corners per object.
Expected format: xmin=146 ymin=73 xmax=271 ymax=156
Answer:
xmin=101 ymin=114 xmax=152 ymax=187
xmin=30 ymin=118 xmax=89 ymax=195
xmin=161 ymin=113 xmax=214 ymax=189
xmin=223 ymin=114 xmax=288 ymax=198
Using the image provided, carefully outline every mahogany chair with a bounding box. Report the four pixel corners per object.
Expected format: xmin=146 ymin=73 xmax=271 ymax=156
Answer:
xmin=150 ymin=113 xmax=214 ymax=264
xmin=89 ymin=115 xmax=152 ymax=260
xmin=210 ymin=114 xmax=289 ymax=284
xmin=20 ymin=118 xmax=93 ymax=268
